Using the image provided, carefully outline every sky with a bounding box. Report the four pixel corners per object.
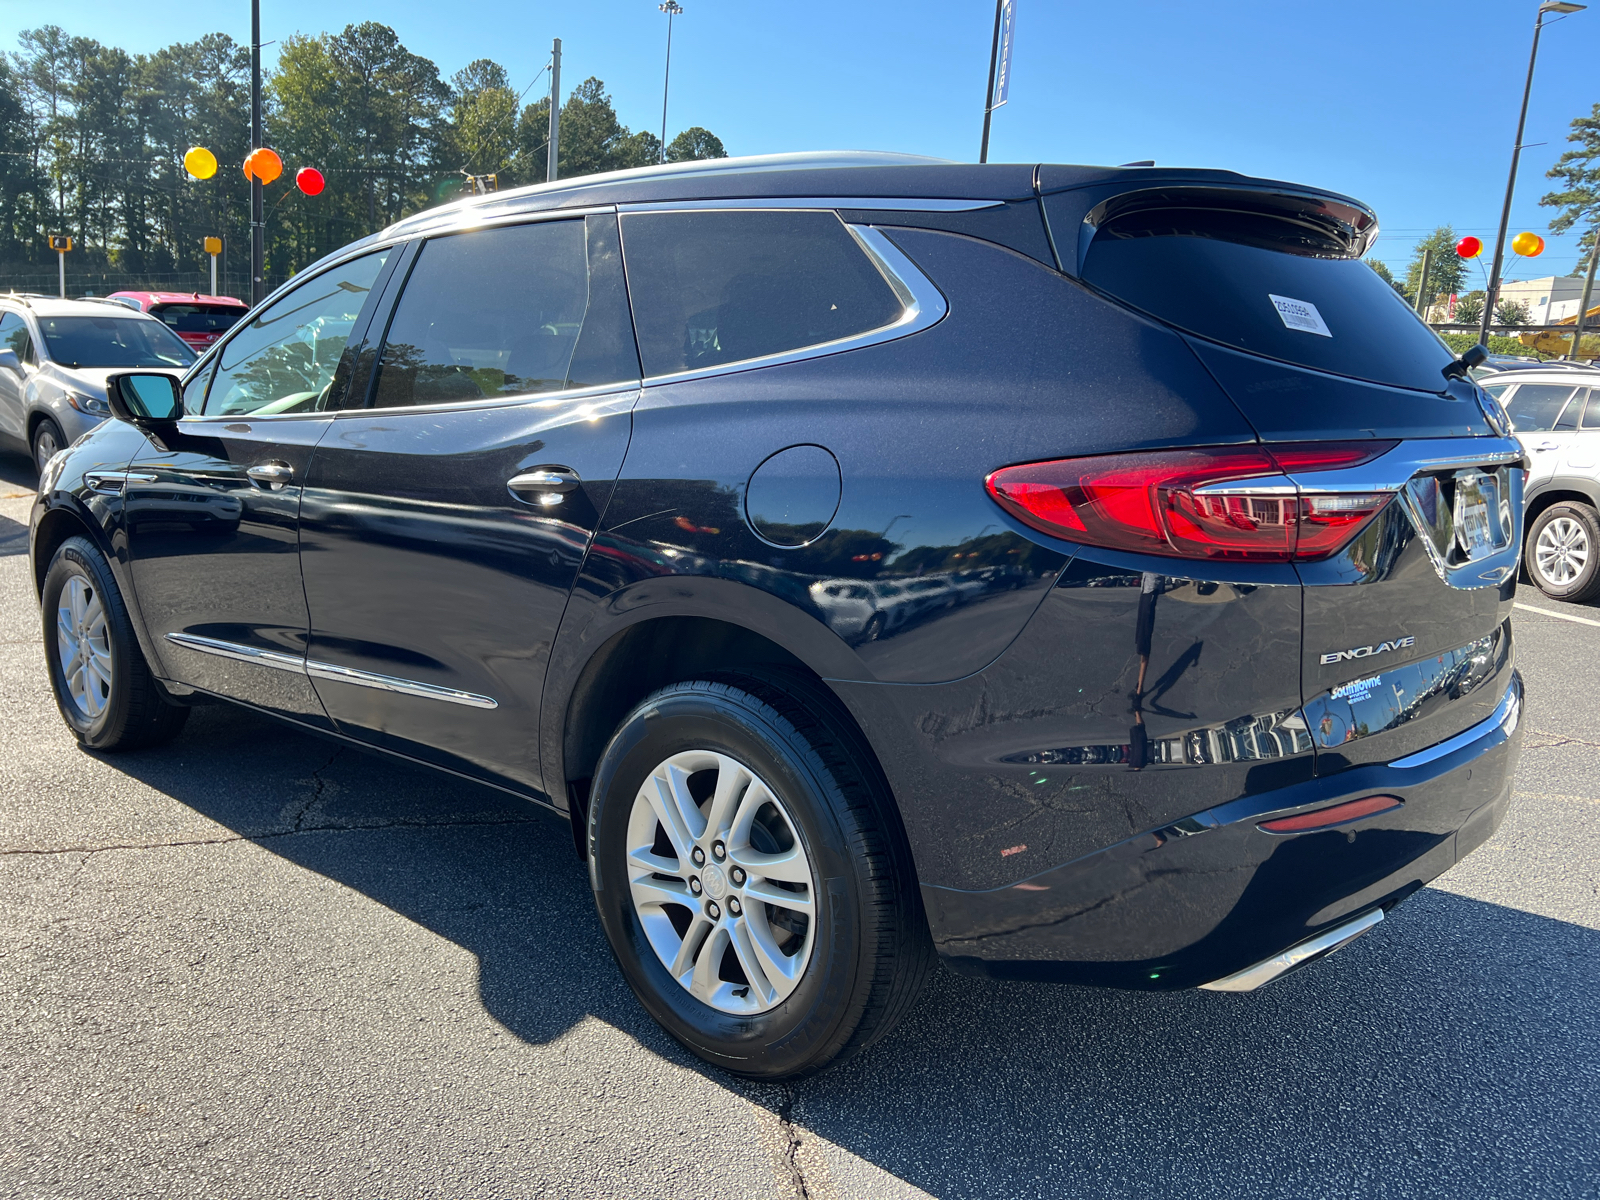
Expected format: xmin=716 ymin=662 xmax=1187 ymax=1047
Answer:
xmin=5 ymin=0 xmax=1598 ymax=284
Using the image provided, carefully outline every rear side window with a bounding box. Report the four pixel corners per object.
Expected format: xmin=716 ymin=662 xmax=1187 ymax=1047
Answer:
xmin=0 ymin=312 xmax=32 ymax=364
xmin=620 ymin=210 xmax=904 ymax=377
xmin=1503 ymin=384 xmax=1579 ymax=432
xmin=370 ymin=214 xmax=638 ymax=409
xmin=1060 ymin=192 xmax=1456 ymax=393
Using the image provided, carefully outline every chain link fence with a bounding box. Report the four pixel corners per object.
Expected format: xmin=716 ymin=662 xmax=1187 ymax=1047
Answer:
xmin=0 ymin=266 xmax=293 ymax=302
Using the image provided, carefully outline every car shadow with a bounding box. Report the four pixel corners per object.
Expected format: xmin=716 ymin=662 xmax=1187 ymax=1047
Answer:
xmin=98 ymin=702 xmax=1600 ymax=1199
xmin=0 ymin=447 xmax=37 ymax=493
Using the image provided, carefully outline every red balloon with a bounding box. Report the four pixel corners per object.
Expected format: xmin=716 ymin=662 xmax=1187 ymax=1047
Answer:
xmin=296 ymin=167 xmax=325 ymax=196
xmin=1456 ymin=235 xmax=1483 ymax=259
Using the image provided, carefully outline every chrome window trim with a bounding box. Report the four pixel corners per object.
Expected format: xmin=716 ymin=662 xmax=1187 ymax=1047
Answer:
xmin=163 ymin=633 xmax=499 ymax=709
xmin=617 ymin=197 xmax=1003 ymax=214
xmin=1389 ymin=676 xmax=1522 ymax=769
xmin=398 ymin=204 xmax=613 ymax=241
xmin=632 ymin=222 xmax=948 ymax=389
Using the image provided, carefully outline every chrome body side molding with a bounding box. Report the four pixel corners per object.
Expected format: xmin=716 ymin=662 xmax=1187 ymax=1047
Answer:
xmin=1390 ymin=675 xmax=1522 ymax=769
xmin=163 ymin=633 xmax=499 ymax=710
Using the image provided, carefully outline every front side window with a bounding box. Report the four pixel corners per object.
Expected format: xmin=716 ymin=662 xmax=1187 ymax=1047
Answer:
xmin=620 ymin=210 xmax=905 ymax=377
xmin=37 ymin=316 xmax=193 ymax=369
xmin=1503 ymin=384 xmax=1579 ymax=432
xmin=205 ymin=250 xmax=390 ymax=416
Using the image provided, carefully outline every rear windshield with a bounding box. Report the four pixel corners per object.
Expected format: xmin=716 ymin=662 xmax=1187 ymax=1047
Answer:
xmin=37 ymin=316 xmax=195 ymax=368
xmin=150 ymin=304 xmax=245 ymax=334
xmin=1067 ymin=199 xmax=1456 ymax=393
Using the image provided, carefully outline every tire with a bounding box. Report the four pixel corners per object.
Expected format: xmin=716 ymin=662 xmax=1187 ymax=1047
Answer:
xmin=1524 ymin=502 xmax=1600 ymax=603
xmin=31 ymin=417 xmax=65 ymax=476
xmin=41 ymin=536 xmax=189 ymax=751
xmin=587 ymin=670 xmax=932 ymax=1080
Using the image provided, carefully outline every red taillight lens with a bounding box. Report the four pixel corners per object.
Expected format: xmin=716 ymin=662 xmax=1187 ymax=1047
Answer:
xmin=985 ymin=442 xmax=1396 ymax=562
xmin=1258 ymin=794 xmax=1403 ymax=834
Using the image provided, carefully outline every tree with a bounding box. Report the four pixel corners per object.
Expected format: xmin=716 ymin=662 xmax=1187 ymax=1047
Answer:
xmin=1404 ymin=225 xmax=1468 ymax=308
xmin=449 ymin=58 xmax=519 ymax=183
xmin=1365 ymin=258 xmax=1406 ymax=296
xmin=667 ymin=126 xmax=726 ymax=163
xmin=1495 ymin=298 xmax=1531 ymax=326
xmin=1542 ymin=102 xmax=1600 ymax=258
xmin=1454 ymin=291 xmax=1485 ymax=325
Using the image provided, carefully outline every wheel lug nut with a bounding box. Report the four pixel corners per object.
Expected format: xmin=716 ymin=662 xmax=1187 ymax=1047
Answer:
xmin=728 ymin=897 xmax=742 ymax=916
xmin=730 ymin=867 xmax=746 ymax=886
xmin=712 ymin=840 xmax=727 ymax=861
xmin=689 ymin=877 xmax=703 ymax=895
xmin=691 ymin=847 xmax=706 ymax=867
xmin=706 ymin=900 xmax=721 ymax=920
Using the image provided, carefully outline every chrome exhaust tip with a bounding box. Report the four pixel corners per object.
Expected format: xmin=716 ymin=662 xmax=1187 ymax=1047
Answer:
xmin=1198 ymin=908 xmax=1385 ymax=993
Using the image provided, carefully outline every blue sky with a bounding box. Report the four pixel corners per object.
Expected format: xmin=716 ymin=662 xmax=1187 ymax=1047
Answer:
xmin=8 ymin=0 xmax=1598 ymax=281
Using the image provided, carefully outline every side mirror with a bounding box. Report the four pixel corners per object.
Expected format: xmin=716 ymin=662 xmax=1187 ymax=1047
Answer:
xmin=1442 ymin=342 xmax=1490 ymax=381
xmin=106 ymin=372 xmax=183 ymax=425
xmin=0 ymin=348 xmax=20 ymax=374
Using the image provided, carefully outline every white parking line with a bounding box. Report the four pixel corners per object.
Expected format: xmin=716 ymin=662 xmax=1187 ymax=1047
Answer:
xmin=1514 ymin=601 xmax=1600 ymax=628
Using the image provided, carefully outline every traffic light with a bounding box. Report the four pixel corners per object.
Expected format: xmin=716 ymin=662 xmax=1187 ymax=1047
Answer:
xmin=48 ymin=235 xmax=72 ymax=252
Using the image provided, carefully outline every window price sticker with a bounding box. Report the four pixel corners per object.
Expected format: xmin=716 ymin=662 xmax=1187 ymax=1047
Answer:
xmin=1269 ymin=294 xmax=1332 ymax=337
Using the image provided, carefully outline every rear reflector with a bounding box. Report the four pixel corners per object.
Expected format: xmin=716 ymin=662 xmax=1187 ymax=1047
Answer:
xmin=985 ymin=442 xmax=1397 ymax=562
xmin=1258 ymin=794 xmax=1403 ymax=834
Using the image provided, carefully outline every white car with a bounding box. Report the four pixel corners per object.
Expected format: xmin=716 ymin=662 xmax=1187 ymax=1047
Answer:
xmin=0 ymin=296 xmax=195 ymax=473
xmin=1480 ymin=366 xmax=1600 ymax=601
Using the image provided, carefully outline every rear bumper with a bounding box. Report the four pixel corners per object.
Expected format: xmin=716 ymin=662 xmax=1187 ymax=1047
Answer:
xmin=925 ymin=672 xmax=1523 ymax=990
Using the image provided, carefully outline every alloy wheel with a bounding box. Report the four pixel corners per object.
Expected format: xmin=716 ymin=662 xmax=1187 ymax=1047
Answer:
xmin=55 ymin=574 xmax=113 ymax=721
xmin=626 ymin=750 xmax=817 ymax=1015
xmin=33 ymin=423 xmax=61 ymax=474
xmin=1535 ymin=515 xmax=1589 ymax=587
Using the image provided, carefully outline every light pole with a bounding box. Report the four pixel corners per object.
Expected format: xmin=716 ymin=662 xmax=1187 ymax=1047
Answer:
xmin=659 ymin=1 xmax=683 ymax=165
xmin=1479 ymin=0 xmax=1585 ymax=346
xmin=250 ymin=0 xmax=264 ymax=307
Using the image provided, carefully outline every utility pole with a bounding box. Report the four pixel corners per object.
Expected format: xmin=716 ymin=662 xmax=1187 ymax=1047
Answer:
xmin=250 ymin=0 xmax=264 ymax=307
xmin=1413 ymin=247 xmax=1433 ymax=316
xmin=547 ymin=38 xmax=561 ymax=183
xmin=49 ymin=235 xmax=71 ymax=298
xmin=659 ymin=3 xmax=683 ymax=165
xmin=1570 ymin=234 xmax=1599 ymax=359
xmin=1481 ymin=1 xmax=1586 ymax=345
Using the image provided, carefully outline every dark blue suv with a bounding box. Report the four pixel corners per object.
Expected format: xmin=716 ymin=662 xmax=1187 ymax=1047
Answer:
xmin=30 ymin=152 xmax=1525 ymax=1079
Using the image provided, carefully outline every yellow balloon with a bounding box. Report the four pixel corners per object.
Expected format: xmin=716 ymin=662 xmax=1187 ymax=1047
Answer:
xmin=184 ymin=146 xmax=218 ymax=180
xmin=1511 ymin=231 xmax=1545 ymax=257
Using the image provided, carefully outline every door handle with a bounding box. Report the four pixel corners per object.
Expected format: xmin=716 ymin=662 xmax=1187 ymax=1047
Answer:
xmin=247 ymin=461 xmax=294 ymax=490
xmin=507 ymin=467 xmax=581 ymax=506
xmin=1532 ymin=442 xmax=1558 ymax=452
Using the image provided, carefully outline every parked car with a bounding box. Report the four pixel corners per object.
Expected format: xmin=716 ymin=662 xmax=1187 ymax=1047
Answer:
xmin=105 ymin=292 xmax=249 ymax=353
xmin=1478 ymin=365 xmax=1600 ymax=601
xmin=31 ymin=152 xmax=1525 ymax=1080
xmin=0 ymin=296 xmax=195 ymax=472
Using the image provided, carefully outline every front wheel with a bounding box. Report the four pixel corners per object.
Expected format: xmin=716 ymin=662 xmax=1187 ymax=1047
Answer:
xmin=587 ymin=672 xmax=931 ymax=1079
xmin=1525 ymin=502 xmax=1600 ymax=603
xmin=41 ymin=536 xmax=189 ymax=751
xmin=31 ymin=417 xmax=65 ymax=475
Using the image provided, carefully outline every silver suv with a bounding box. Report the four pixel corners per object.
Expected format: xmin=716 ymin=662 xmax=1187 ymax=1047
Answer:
xmin=1481 ymin=365 xmax=1600 ymax=601
xmin=0 ymin=296 xmax=195 ymax=473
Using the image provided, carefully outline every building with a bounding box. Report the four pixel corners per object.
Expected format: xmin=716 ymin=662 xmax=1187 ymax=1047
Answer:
xmin=1495 ymin=275 xmax=1587 ymax=324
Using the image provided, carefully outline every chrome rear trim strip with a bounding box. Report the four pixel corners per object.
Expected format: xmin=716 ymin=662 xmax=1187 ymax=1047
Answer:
xmin=165 ymin=632 xmax=306 ymax=673
xmin=164 ymin=633 xmax=499 ymax=709
xmin=1199 ymin=908 xmax=1384 ymax=992
xmin=1390 ymin=675 xmax=1522 ymax=769
xmin=304 ymin=661 xmax=498 ymax=710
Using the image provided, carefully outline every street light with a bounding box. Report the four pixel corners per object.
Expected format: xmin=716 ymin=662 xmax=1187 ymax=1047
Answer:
xmin=658 ymin=1 xmax=684 ymax=166
xmin=1479 ymin=0 xmax=1585 ymax=346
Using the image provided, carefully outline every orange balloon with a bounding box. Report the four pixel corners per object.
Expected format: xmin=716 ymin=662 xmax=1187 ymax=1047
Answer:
xmin=243 ymin=147 xmax=283 ymax=185
xmin=1511 ymin=231 xmax=1546 ymax=257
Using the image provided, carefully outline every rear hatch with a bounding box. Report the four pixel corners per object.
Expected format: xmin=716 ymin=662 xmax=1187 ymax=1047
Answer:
xmin=1042 ymin=178 xmax=1521 ymax=771
xmin=149 ymin=302 xmax=245 ymax=351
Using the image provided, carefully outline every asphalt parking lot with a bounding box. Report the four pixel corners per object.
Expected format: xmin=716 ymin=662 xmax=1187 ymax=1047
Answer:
xmin=2 ymin=448 xmax=1598 ymax=1200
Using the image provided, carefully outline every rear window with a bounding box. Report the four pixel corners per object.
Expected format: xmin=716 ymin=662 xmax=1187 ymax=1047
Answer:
xmin=620 ymin=210 xmax=904 ymax=377
xmin=1503 ymin=384 xmax=1580 ymax=432
xmin=150 ymin=304 xmax=245 ymax=334
xmin=1064 ymin=193 xmax=1456 ymax=393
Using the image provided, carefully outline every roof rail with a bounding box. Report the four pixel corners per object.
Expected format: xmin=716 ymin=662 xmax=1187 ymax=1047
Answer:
xmin=4 ymin=291 xmax=34 ymax=308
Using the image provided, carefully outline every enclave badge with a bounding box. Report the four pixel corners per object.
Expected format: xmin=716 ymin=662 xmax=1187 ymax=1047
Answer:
xmin=1319 ymin=636 xmax=1415 ymax=665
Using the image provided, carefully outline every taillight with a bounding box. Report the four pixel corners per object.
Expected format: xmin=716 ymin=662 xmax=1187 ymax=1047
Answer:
xmin=985 ymin=442 xmax=1397 ymax=562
